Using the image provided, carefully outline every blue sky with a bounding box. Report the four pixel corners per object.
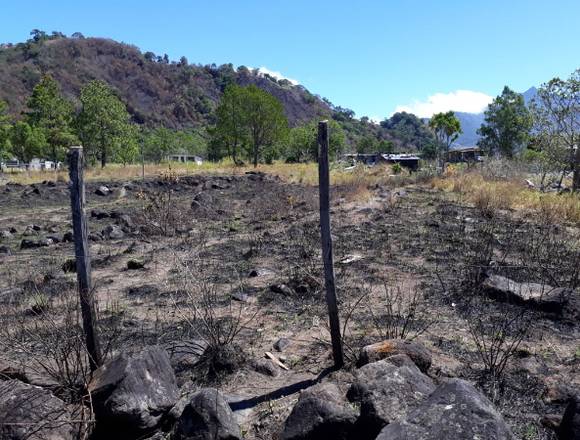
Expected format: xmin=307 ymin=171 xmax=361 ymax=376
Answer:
xmin=2 ymin=1 xmax=579 ymax=120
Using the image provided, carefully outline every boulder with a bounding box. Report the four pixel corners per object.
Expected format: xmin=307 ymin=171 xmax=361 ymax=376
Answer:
xmin=62 ymin=231 xmax=74 ymax=243
xmin=251 ymin=358 xmax=279 ymax=377
xmin=347 ymin=358 xmax=435 ymax=438
xmin=102 ymin=224 xmax=124 ymax=240
xmin=559 ymin=395 xmax=580 ymax=440
xmin=95 ymin=185 xmax=110 ymax=196
xmin=0 ymin=379 xmax=75 ymax=440
xmin=358 ymin=339 xmax=432 ymax=373
xmin=481 ymin=274 xmax=572 ymax=314
xmin=281 ymin=383 xmax=357 ymax=440
xmin=376 ymin=379 xmax=513 ymax=440
xmin=173 ymin=388 xmax=242 ymax=440
xmin=164 ymin=340 xmax=208 ymax=373
xmin=274 ymin=337 xmax=291 ymax=352
xmin=20 ymin=239 xmax=50 ymax=249
xmin=88 ymin=346 xmax=179 ymax=434
xmin=91 ymin=208 xmax=110 ymax=219
xmin=0 ymin=229 xmax=12 ymax=239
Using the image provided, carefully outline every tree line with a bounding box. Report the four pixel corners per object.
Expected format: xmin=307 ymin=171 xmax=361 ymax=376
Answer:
xmin=0 ymin=75 xmax=206 ymax=169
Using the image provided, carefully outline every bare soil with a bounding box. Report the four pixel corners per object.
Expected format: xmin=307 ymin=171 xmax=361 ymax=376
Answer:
xmin=0 ymin=172 xmax=578 ymax=440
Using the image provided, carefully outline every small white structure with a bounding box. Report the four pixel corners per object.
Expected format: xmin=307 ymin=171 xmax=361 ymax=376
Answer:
xmin=27 ymin=158 xmax=62 ymax=171
xmin=167 ymin=154 xmax=203 ymax=165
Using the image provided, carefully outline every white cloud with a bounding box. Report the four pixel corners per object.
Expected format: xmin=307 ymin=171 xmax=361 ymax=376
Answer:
xmin=394 ymin=90 xmax=493 ymax=118
xmin=254 ymin=66 xmax=300 ymax=85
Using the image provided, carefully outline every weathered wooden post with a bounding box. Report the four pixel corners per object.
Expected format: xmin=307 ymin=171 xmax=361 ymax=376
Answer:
xmin=317 ymin=121 xmax=344 ymax=368
xmin=68 ymin=146 xmax=102 ymax=371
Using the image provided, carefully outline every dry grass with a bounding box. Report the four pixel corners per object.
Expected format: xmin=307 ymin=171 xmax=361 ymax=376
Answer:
xmin=431 ymin=167 xmax=580 ymax=225
xmin=2 ymin=160 xmax=409 ymax=187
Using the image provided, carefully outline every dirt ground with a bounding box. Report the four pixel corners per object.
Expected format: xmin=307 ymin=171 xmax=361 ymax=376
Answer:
xmin=0 ymin=171 xmax=578 ymax=440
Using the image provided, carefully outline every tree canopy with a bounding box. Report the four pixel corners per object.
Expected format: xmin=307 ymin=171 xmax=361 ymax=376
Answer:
xmin=477 ymin=86 xmax=532 ymax=158
xmin=429 ymin=111 xmax=462 ymax=165
xmin=77 ymin=80 xmax=135 ymax=167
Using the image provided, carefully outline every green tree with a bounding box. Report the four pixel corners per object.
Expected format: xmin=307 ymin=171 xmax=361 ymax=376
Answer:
xmin=356 ymin=135 xmax=379 ymax=154
xmin=284 ymin=120 xmax=345 ymax=162
xmin=0 ymin=100 xmax=12 ymax=168
xmin=26 ymin=75 xmax=77 ymax=163
xmin=211 ymin=85 xmax=249 ymax=164
xmin=477 ymin=86 xmax=532 ymax=158
xmin=243 ymin=85 xmax=288 ymax=167
xmin=380 ymin=112 xmax=435 ymax=151
xmin=10 ymin=121 xmax=46 ymax=163
xmin=77 ymin=80 xmax=134 ymax=167
xmin=211 ymin=84 xmax=288 ymax=166
xmin=429 ymin=111 xmax=462 ymax=169
xmin=531 ymin=69 xmax=580 ymax=191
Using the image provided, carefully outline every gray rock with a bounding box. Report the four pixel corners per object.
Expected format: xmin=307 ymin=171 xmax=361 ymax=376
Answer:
xmin=20 ymin=239 xmax=50 ymax=249
xmin=88 ymin=346 xmax=179 ymax=433
xmin=62 ymin=231 xmax=74 ymax=242
xmin=164 ymin=340 xmax=208 ymax=373
xmin=482 ymin=274 xmax=573 ymax=314
xmin=0 ymin=245 xmax=11 ymax=255
xmin=174 ymin=388 xmax=242 ymax=440
xmin=270 ymin=284 xmax=294 ymax=296
xmin=560 ymin=394 xmax=580 ymax=440
xmin=358 ymin=339 xmax=432 ymax=373
xmin=376 ymin=379 xmax=513 ymax=440
xmin=102 ymin=224 xmax=124 ymax=240
xmin=348 ymin=358 xmax=436 ymax=438
xmin=251 ymin=358 xmax=279 ymax=377
xmin=0 ymin=229 xmax=12 ymax=239
xmin=281 ymin=382 xmax=357 ymax=440
xmin=89 ymin=232 xmax=103 ymax=242
xmin=0 ymin=379 xmax=76 ymax=440
xmin=274 ymin=337 xmax=291 ymax=352
xmin=95 ymin=185 xmax=110 ymax=196
xmin=91 ymin=208 xmax=110 ymax=219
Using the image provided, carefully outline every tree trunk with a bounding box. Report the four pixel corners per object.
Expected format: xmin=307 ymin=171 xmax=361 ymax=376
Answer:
xmin=253 ymin=142 xmax=258 ymax=168
xmin=101 ymin=149 xmax=106 ymax=168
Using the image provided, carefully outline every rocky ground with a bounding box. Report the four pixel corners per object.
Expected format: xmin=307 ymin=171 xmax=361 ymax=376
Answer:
xmin=0 ymin=171 xmax=578 ymax=440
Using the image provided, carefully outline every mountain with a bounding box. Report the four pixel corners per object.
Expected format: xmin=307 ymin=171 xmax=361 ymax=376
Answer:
xmin=0 ymin=35 xmax=331 ymax=129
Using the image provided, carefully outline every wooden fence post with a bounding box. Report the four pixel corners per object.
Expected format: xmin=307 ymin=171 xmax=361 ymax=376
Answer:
xmin=317 ymin=121 xmax=344 ymax=369
xmin=68 ymin=146 xmax=102 ymax=371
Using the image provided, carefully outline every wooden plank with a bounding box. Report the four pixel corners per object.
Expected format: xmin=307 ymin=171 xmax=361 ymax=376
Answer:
xmin=265 ymin=351 xmax=290 ymax=370
xmin=68 ymin=146 xmax=102 ymax=371
xmin=317 ymin=121 xmax=344 ymax=369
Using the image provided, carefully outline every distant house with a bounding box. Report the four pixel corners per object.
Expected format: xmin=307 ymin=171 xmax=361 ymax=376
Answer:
xmin=28 ymin=158 xmax=62 ymax=171
xmin=447 ymin=147 xmax=481 ymax=163
xmin=166 ymin=153 xmax=203 ymax=165
xmin=343 ymin=153 xmax=421 ymax=171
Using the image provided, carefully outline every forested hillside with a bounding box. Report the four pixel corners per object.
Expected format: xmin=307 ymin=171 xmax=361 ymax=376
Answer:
xmin=0 ymin=32 xmax=435 ymax=154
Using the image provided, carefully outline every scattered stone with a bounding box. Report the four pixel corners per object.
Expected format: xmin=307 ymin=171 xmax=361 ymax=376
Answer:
xmin=95 ymin=185 xmax=110 ymax=196
xmin=0 ymin=379 xmax=76 ymax=440
xmin=0 ymin=245 xmax=11 ymax=255
xmin=358 ymin=339 xmax=432 ymax=373
xmin=541 ymin=414 xmax=562 ymax=431
xmin=164 ymin=340 xmax=209 ymax=373
xmin=62 ymin=259 xmax=76 ymax=273
xmin=46 ymin=234 xmax=62 ymax=243
xmin=88 ymin=346 xmax=179 ymax=433
xmin=274 ymin=337 xmax=291 ymax=352
xmin=88 ymin=232 xmax=103 ymax=242
xmin=270 ymin=284 xmax=294 ymax=296
xmin=281 ymin=383 xmax=357 ymax=440
xmin=127 ymin=259 xmax=145 ymax=270
xmin=173 ymin=388 xmax=242 ymax=440
xmin=348 ymin=358 xmax=436 ymax=438
xmin=8 ymin=227 xmax=17 ymax=234
xmin=117 ymin=214 xmax=134 ymax=229
xmin=0 ymin=358 xmax=26 ymax=381
xmin=103 ymin=224 xmax=124 ymax=240
xmin=251 ymin=358 xmax=279 ymax=377
xmin=248 ymin=268 xmax=274 ymax=278
xmin=20 ymin=239 xmax=50 ymax=249
xmin=559 ymin=395 xmax=580 ymax=440
xmin=91 ymin=208 xmax=110 ymax=219
xmin=0 ymin=229 xmax=12 ymax=239
xmin=525 ymin=179 xmax=536 ymax=189
xmin=482 ymin=274 xmax=573 ymax=314
xmin=231 ymin=291 xmax=255 ymax=303
xmin=338 ymin=254 xmax=364 ymax=265
xmin=62 ymin=231 xmax=74 ymax=242
xmin=376 ymin=379 xmax=513 ymax=440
